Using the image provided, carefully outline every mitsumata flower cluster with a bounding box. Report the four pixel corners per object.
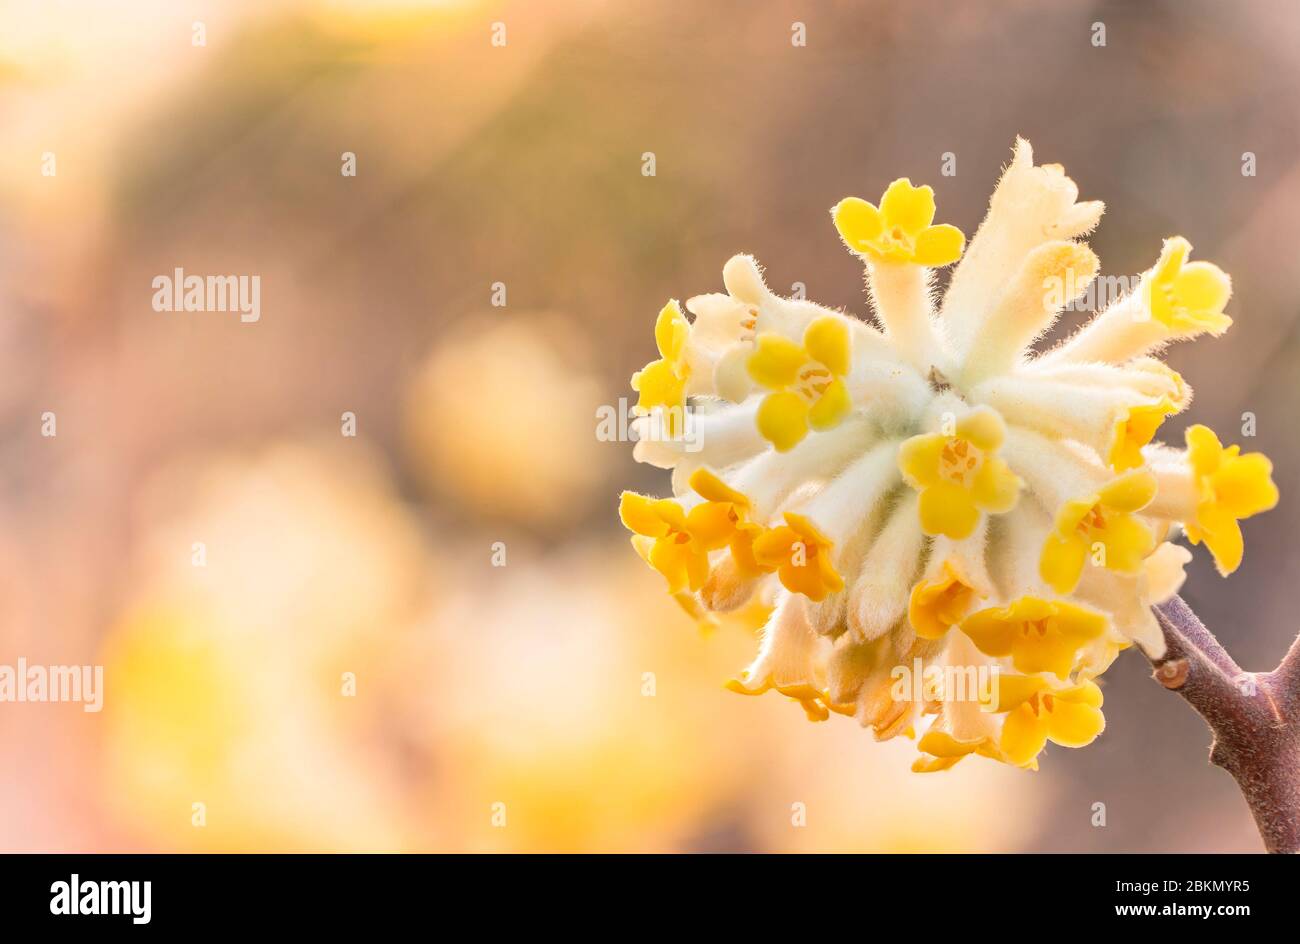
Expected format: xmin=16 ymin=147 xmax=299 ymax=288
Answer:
xmin=621 ymin=140 xmax=1279 ymax=771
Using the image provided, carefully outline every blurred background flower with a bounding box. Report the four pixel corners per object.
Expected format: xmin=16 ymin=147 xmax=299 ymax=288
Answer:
xmin=1 ymin=0 xmax=1297 ymax=852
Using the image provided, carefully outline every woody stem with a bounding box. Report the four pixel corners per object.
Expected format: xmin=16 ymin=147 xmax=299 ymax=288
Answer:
xmin=1148 ymin=596 xmax=1300 ymax=853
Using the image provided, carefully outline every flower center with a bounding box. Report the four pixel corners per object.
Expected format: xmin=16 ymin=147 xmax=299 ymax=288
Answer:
xmin=794 ymin=362 xmax=833 ymax=401
xmin=1020 ymin=618 xmax=1052 ymax=639
xmin=1155 ymin=282 xmax=1183 ymax=317
xmin=938 ymin=438 xmax=984 ymax=487
xmin=1027 ymin=691 xmax=1056 ymax=717
xmin=1076 ymin=504 xmax=1107 ymax=537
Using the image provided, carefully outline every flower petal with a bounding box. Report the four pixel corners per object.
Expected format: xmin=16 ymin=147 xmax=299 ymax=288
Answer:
xmin=1040 ymin=532 xmax=1088 ymax=594
xmin=879 ymin=178 xmax=936 ymax=236
xmin=1045 ymin=696 xmax=1105 ymax=748
xmin=808 ymin=378 xmax=851 ymax=431
xmin=913 ymin=223 xmax=965 ymax=267
xmin=1098 ymin=469 xmax=1157 ymax=513
xmin=832 ymin=197 xmax=884 ymax=252
xmin=747 ymin=334 xmax=808 ymax=389
xmin=1214 ymin=453 xmax=1279 ymax=518
xmin=898 ymin=433 xmax=946 ymax=489
xmin=803 ymin=316 xmax=851 ymax=377
xmin=1099 ymin=513 xmax=1155 ymax=574
xmin=654 ymin=300 xmax=690 ymax=363
xmin=618 ymin=492 xmax=677 ymax=537
xmin=756 ymin=391 xmax=811 ymax=452
xmin=1000 ymin=705 xmax=1049 ymax=767
xmin=689 ymin=467 xmax=749 ymax=508
xmin=956 ymin=406 xmax=1006 ymax=451
xmin=919 ymin=481 xmax=980 ymax=539
xmin=971 ymin=457 xmax=1022 ymax=514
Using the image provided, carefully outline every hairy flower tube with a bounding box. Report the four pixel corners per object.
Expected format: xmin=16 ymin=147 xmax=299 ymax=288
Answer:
xmin=620 ymin=138 xmax=1279 ymax=772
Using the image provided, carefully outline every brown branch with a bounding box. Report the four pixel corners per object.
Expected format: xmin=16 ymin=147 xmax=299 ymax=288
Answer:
xmin=1270 ymin=631 xmax=1300 ymax=718
xmin=1149 ymin=597 xmax=1300 ymax=854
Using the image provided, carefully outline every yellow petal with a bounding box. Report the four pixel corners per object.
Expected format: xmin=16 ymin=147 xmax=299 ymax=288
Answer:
xmin=1040 ymin=532 xmax=1088 ymax=594
xmin=648 ymin=535 xmax=709 ymax=594
xmin=803 ymin=316 xmax=851 ymax=377
xmin=955 ymin=407 xmax=1006 ymax=452
xmin=632 ymin=358 xmax=686 ymax=414
xmin=1109 ymin=400 xmax=1176 ymax=471
xmin=879 ymin=178 xmax=936 ymax=236
xmin=912 ymin=753 xmax=965 ymax=773
xmin=898 ymin=433 xmax=947 ymax=489
xmin=728 ymin=523 xmax=769 ymax=579
xmin=1015 ymin=630 xmax=1087 ymax=680
xmin=781 ymin=513 xmax=843 ymax=600
xmin=1000 ymin=705 xmax=1049 ymax=767
xmin=1174 ymin=261 xmax=1232 ymax=324
xmin=785 ymin=512 xmax=834 ymax=552
xmin=1186 ymin=424 xmax=1225 ymax=477
xmin=916 ymin=730 xmax=983 ymax=759
xmin=618 ymin=492 xmax=674 ymax=538
xmin=909 ymin=561 xmax=978 ymax=640
xmin=913 ymin=223 xmax=965 ymax=267
xmin=1099 ymin=512 xmax=1155 ymax=574
xmin=990 ymin=674 xmax=1048 ymax=713
xmin=689 ymin=467 xmax=750 ymax=508
xmin=1045 ymin=696 xmax=1105 ymax=748
xmin=685 ymin=501 xmax=738 ymax=550
xmin=654 ymin=300 xmax=690 ymax=364
xmin=747 ymin=334 xmax=808 ymax=389
xmin=808 ymin=378 xmax=851 ymax=431
xmin=1098 ymin=469 xmax=1157 ymax=512
xmin=751 ymin=526 xmax=795 ymax=571
xmin=1062 ymin=679 xmax=1104 ymax=709
xmin=971 ymin=457 xmax=1022 ymax=514
xmin=756 ymin=391 xmax=811 ymax=452
xmin=918 ymin=481 xmax=979 ymax=539
xmin=832 ymin=197 xmax=884 ymax=253
xmin=1214 ymin=452 xmax=1279 ymax=518
xmin=960 ymin=607 xmax=1017 ymax=658
xmin=1151 ymin=236 xmax=1191 ymax=286
xmin=1194 ymin=505 xmax=1245 ymax=576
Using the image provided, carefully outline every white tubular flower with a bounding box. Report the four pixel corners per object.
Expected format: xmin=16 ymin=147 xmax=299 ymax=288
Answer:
xmin=1042 ymin=236 xmax=1233 ymax=365
xmin=959 ymin=240 xmax=1099 ymax=385
xmin=622 ymin=138 xmax=1279 ymax=772
xmin=849 ymin=492 xmax=925 ymax=641
xmin=942 ymin=138 xmax=1104 ymax=357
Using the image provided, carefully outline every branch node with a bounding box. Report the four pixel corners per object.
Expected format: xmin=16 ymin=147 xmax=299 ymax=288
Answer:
xmin=1155 ymin=657 xmax=1190 ymax=690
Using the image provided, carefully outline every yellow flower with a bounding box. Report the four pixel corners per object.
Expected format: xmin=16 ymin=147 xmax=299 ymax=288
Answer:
xmin=1108 ymin=398 xmax=1177 ymax=471
xmin=685 ymin=468 xmax=771 ymax=579
xmin=908 ymin=560 xmax=982 ymax=640
xmin=752 ymin=512 xmax=844 ymax=601
xmin=1184 ymin=424 xmax=1279 ymax=575
xmin=832 ymin=178 xmax=965 ymax=267
xmin=620 ymin=468 xmax=777 ymax=593
xmin=630 ymin=301 xmax=691 ymax=434
xmin=898 ymin=407 xmax=1022 ymax=539
xmin=1040 ymin=470 xmax=1157 ymax=594
xmin=746 ymin=316 xmax=852 ymax=451
xmin=619 ymin=493 xmax=709 ymax=594
xmin=913 ymin=730 xmax=1009 ymax=773
xmin=995 ymin=676 xmax=1105 ymax=767
xmin=1144 ymin=236 xmax=1232 ymax=336
xmin=962 ymin=597 xmax=1108 ymax=680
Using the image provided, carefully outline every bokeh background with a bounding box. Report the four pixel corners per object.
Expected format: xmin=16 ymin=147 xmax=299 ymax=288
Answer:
xmin=1 ymin=0 xmax=1298 ymax=852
